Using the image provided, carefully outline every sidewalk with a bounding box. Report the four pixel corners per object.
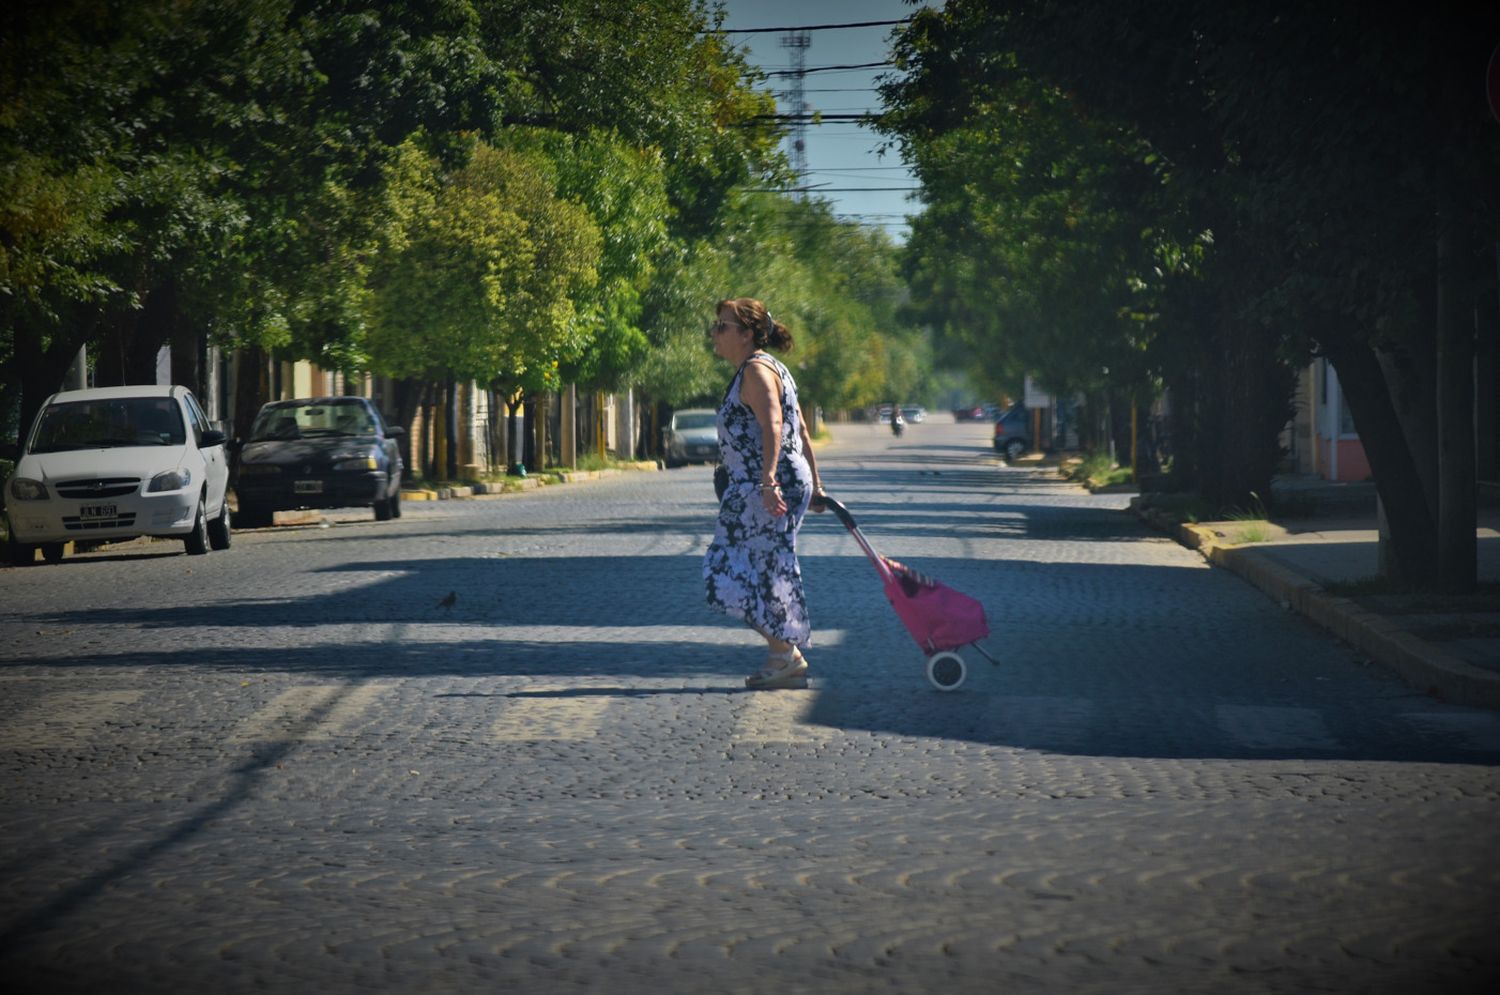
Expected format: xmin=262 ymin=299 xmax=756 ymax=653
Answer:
xmin=1132 ymin=488 xmax=1500 ymax=709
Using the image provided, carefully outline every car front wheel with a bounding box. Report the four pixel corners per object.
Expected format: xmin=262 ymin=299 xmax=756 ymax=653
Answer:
xmin=208 ymin=497 xmax=232 ymax=550
xmin=40 ymin=542 xmax=64 ymax=564
xmin=184 ymin=497 xmax=210 ymax=555
xmin=5 ymin=523 xmax=32 ymax=566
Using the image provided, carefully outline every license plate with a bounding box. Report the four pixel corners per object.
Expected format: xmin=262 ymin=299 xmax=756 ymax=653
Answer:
xmin=294 ymin=480 xmax=323 ymax=494
xmin=80 ymin=504 xmax=116 ymax=519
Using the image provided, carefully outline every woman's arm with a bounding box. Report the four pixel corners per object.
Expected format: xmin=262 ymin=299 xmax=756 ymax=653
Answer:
xmin=739 ymin=359 xmax=787 ymax=517
xmin=797 ymin=404 xmax=827 ymax=511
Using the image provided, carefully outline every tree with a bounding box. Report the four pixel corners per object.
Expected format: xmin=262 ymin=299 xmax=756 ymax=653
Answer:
xmin=505 ymin=128 xmax=672 ymax=391
xmin=1 ymin=0 xmax=501 ymax=433
xmin=882 ymin=0 xmax=1500 ymax=588
xmin=476 ymin=0 xmax=780 ymax=239
xmin=364 ymin=141 xmax=600 ymax=393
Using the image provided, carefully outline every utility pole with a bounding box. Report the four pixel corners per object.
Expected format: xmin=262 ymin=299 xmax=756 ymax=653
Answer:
xmin=780 ymin=30 xmax=810 ymax=198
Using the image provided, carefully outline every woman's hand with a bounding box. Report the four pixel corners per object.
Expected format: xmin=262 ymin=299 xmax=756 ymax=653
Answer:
xmin=760 ymin=482 xmax=787 ymax=517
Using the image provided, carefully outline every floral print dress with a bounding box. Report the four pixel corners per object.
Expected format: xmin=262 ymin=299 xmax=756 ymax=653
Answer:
xmin=703 ymin=353 xmax=813 ymax=646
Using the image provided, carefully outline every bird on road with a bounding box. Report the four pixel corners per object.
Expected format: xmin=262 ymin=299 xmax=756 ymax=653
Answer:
xmin=436 ymin=591 xmax=457 ymax=610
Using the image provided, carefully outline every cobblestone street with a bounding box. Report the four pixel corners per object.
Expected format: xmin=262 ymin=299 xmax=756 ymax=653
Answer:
xmin=2 ymin=419 xmax=1497 ymax=994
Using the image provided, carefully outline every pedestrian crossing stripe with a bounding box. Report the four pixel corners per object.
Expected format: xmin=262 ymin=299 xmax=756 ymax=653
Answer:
xmin=227 ymin=685 xmax=343 ymax=743
xmin=1214 ymin=705 xmax=1339 ymax=751
xmin=1399 ymin=712 xmax=1500 ymax=752
xmin=491 ymin=684 xmax=611 ymax=741
xmin=7 ymin=680 xmax=1500 ymax=755
xmin=0 ymin=690 xmax=143 ymax=749
xmin=226 ymin=683 xmax=398 ymax=743
xmin=984 ymin=695 xmax=1096 ymax=748
xmin=301 ymin=682 xmax=395 ymax=741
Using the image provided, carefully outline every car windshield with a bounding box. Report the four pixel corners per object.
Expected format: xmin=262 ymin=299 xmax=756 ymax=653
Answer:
xmin=29 ymin=397 xmax=186 ymax=452
xmin=673 ymin=413 xmax=716 ymax=430
xmin=250 ymin=401 xmax=375 ymax=440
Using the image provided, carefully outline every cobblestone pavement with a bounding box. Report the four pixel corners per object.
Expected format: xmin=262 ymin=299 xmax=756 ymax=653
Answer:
xmin=1 ymin=419 xmax=1497 ymax=994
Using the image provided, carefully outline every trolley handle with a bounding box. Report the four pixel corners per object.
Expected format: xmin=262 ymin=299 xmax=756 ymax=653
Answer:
xmin=816 ymin=493 xmax=896 ymax=586
xmin=817 ymin=493 xmax=857 ymax=531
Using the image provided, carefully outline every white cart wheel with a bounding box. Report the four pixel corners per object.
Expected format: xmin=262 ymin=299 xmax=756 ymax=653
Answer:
xmin=925 ymin=651 xmax=967 ymax=691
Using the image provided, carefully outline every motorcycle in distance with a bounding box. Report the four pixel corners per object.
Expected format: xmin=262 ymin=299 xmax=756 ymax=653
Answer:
xmin=890 ymin=408 xmax=906 ymax=438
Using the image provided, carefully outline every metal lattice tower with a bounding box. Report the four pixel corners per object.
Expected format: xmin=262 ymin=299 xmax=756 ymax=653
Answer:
xmin=780 ymin=30 xmax=810 ymax=198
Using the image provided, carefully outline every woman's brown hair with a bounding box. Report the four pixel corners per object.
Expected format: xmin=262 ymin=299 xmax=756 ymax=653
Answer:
xmin=718 ymin=297 xmax=793 ymax=353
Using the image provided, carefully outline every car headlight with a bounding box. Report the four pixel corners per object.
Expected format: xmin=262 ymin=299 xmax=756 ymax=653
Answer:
xmin=9 ymin=477 xmax=47 ymax=501
xmin=147 ymin=468 xmax=192 ymax=492
xmin=333 ymin=456 xmax=378 ymax=471
xmin=237 ymin=464 xmax=281 ymax=476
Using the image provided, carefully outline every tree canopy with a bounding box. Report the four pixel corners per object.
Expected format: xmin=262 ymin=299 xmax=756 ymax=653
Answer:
xmin=881 ymin=0 xmax=1500 ymax=588
xmin=2 ymin=0 xmax=937 ymax=466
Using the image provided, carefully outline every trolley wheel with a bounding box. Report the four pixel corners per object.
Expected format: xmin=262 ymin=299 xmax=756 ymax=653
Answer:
xmin=925 ymin=651 xmax=967 ymax=691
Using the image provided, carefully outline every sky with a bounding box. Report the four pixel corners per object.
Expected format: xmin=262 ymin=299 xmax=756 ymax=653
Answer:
xmin=718 ymin=0 xmax=934 ymax=243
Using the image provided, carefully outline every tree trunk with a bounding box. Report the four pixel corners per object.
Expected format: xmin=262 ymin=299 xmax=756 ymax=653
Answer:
xmin=1476 ymin=245 xmax=1500 ymax=483
xmin=392 ymin=378 xmax=427 ymax=480
xmin=122 ymin=283 xmax=176 ymax=386
xmin=13 ymin=320 xmax=90 ymax=442
xmin=1212 ymin=318 xmax=1292 ymax=512
xmin=1326 ymin=339 xmax=1438 ymax=585
xmin=444 ymin=378 xmax=460 ymax=480
xmin=487 ymin=388 xmax=505 ymax=473
xmin=162 ymin=277 xmax=203 ymax=398
xmin=233 ymin=345 xmax=269 ymax=441
xmin=1434 ymin=195 xmax=1477 ymax=592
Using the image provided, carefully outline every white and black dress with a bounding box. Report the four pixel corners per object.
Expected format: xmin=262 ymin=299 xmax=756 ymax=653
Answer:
xmin=703 ymin=353 xmax=813 ymax=646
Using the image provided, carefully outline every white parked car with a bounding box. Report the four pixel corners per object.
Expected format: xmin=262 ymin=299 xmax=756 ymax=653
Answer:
xmin=3 ymin=385 xmax=231 ymax=565
xmin=663 ymin=408 xmax=719 ymax=467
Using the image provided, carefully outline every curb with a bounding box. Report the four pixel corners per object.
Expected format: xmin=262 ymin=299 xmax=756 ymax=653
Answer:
xmin=1165 ymin=515 xmax=1500 ymax=708
xmin=401 ymin=462 xmax=659 ymax=503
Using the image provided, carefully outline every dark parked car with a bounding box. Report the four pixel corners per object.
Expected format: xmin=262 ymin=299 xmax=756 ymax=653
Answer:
xmin=231 ymin=397 xmax=405 ymax=526
xmin=992 ymin=403 xmax=1031 ymax=462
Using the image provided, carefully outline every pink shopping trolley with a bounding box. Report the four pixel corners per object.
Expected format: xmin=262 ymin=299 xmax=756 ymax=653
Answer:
xmin=820 ymin=495 xmax=998 ymax=690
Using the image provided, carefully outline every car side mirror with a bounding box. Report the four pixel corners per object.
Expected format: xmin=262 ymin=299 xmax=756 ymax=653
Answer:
xmin=201 ymin=429 xmax=226 ymax=448
xmin=386 ymin=426 xmax=406 ymax=438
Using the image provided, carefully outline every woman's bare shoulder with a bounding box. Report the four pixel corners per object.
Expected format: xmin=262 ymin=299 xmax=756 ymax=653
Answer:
xmin=739 ymin=358 xmax=783 ymax=404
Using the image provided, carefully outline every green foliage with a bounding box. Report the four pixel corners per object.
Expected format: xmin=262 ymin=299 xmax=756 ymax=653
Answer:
xmin=1221 ymin=492 xmax=1270 ymax=523
xmin=702 ymin=194 xmax=927 ymax=413
xmin=0 ymin=0 xmax=925 ymax=441
xmin=478 ymin=0 xmax=781 ymax=238
xmin=506 ymin=128 xmax=673 ymax=390
xmin=365 ymin=141 xmax=601 ymax=389
xmin=881 ymin=7 xmax=1195 ymax=404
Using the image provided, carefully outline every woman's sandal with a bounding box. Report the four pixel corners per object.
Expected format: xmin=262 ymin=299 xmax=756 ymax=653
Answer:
xmin=745 ymin=647 xmax=808 ymax=690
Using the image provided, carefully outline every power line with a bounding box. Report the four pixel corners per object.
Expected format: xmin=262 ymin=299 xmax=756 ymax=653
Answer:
xmin=762 ymin=61 xmax=893 ymax=77
xmin=753 ymin=113 xmax=878 ymax=121
xmin=719 ymin=18 xmax=912 ymax=34
xmin=754 ymin=186 xmax=919 ymax=193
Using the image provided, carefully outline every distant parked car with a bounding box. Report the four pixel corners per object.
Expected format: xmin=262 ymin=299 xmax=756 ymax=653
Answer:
xmin=992 ymin=403 xmax=1031 ymax=462
xmin=231 ymin=397 xmax=404 ymax=527
xmin=663 ymin=408 xmax=719 ymax=467
xmin=901 ymin=404 xmax=927 ymax=424
xmin=3 ymin=384 xmax=231 ymax=565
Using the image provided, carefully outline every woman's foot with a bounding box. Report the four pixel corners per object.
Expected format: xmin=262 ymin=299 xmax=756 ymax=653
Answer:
xmin=745 ymin=647 xmax=808 ymax=690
